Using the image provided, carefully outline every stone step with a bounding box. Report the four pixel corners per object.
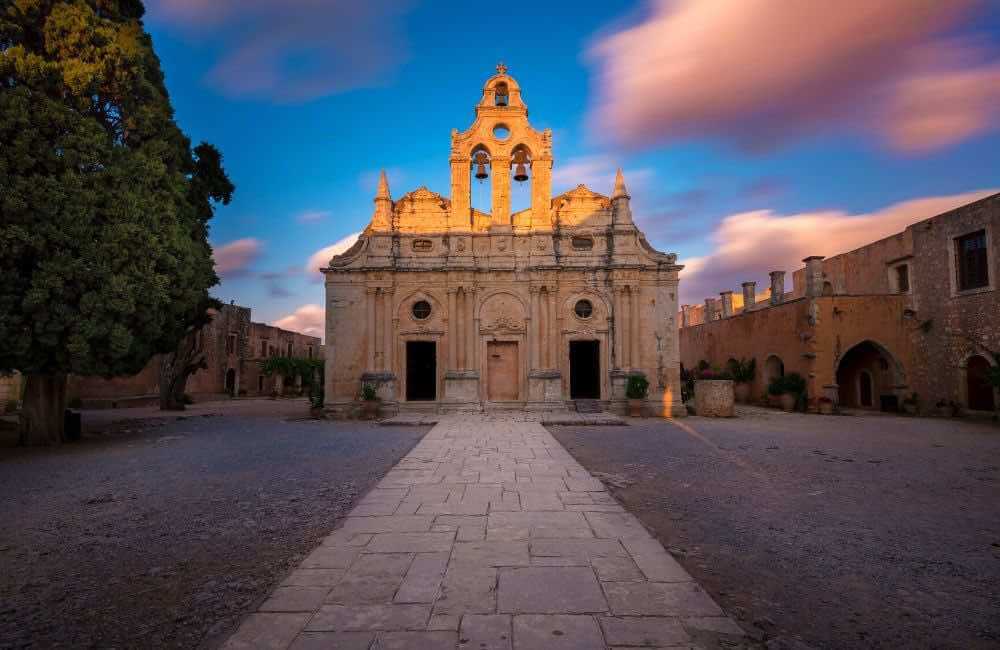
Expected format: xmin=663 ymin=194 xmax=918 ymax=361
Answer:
xmin=574 ymin=399 xmax=604 ymax=413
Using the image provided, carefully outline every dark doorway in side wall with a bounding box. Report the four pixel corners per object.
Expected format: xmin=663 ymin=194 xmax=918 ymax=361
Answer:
xmin=406 ymin=341 xmax=437 ymax=401
xmin=570 ymin=340 xmax=601 ymax=399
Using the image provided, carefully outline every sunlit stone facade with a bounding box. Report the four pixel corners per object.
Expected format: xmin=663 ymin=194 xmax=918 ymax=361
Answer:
xmin=323 ymin=66 xmax=684 ymax=416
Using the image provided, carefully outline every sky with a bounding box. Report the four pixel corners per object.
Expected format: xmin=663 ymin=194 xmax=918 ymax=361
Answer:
xmin=142 ymin=0 xmax=1000 ymax=340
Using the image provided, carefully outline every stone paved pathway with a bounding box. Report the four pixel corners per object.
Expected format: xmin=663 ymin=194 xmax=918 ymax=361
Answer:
xmin=222 ymin=416 xmax=746 ymax=649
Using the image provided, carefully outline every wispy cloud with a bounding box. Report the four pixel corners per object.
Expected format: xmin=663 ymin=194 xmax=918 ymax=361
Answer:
xmin=274 ymin=304 xmax=325 ymax=339
xmin=678 ymin=189 xmax=997 ymax=303
xmin=589 ymin=0 xmax=998 ymax=153
xmin=296 ymin=210 xmax=331 ymax=224
xmin=147 ymin=0 xmax=413 ymax=102
xmin=213 ymin=238 xmax=263 ymax=276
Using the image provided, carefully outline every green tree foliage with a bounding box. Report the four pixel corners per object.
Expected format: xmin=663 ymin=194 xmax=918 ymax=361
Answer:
xmin=0 ymin=1 xmax=234 ymax=443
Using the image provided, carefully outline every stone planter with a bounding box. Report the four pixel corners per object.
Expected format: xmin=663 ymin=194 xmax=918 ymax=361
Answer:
xmin=733 ymin=382 xmax=751 ymax=404
xmin=628 ymin=399 xmax=644 ymax=418
xmin=779 ymin=393 xmax=796 ymax=412
xmin=817 ymin=400 xmax=834 ymax=415
xmin=694 ymin=380 xmax=734 ymax=417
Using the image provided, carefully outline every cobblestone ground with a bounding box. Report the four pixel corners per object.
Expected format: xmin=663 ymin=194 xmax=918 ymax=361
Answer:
xmin=0 ymin=400 xmax=427 ymax=649
xmin=550 ymin=408 xmax=1000 ymax=650
xmin=223 ymin=415 xmax=752 ymax=649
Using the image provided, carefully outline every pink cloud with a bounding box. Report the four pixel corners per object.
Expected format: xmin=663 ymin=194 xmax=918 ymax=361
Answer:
xmin=274 ymin=304 xmax=324 ymax=339
xmin=147 ymin=0 xmax=411 ymax=102
xmin=589 ymin=0 xmax=996 ymax=152
xmin=679 ymin=189 xmax=997 ymax=304
xmin=296 ymin=210 xmax=331 ymax=224
xmin=304 ymin=232 xmax=362 ymax=281
xmin=213 ymin=238 xmax=263 ymax=275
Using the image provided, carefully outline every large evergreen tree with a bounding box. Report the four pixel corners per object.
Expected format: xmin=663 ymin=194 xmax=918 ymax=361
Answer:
xmin=0 ymin=1 xmax=234 ymax=444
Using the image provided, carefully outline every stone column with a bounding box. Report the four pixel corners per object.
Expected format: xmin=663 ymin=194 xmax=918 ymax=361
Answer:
xmin=447 ymin=288 xmax=458 ymax=370
xmin=550 ymin=288 xmax=560 ymax=371
xmin=704 ymin=298 xmax=715 ymax=323
xmin=382 ymin=288 xmax=394 ymax=371
xmin=630 ymin=285 xmax=640 ymax=369
xmin=741 ymin=282 xmax=756 ymax=312
xmin=769 ymin=271 xmax=785 ymax=305
xmin=366 ymin=287 xmax=376 ymax=370
xmin=680 ymin=304 xmax=689 ymax=328
xmin=613 ymin=288 xmax=625 ymax=368
xmin=720 ymin=291 xmax=734 ymax=318
xmin=456 ymin=289 xmax=465 ymax=370
xmin=466 ymin=287 xmax=477 ymax=371
xmin=529 ymin=288 xmax=540 ymax=369
xmin=492 ymin=156 xmax=511 ymax=226
xmin=803 ymin=256 xmax=826 ymax=298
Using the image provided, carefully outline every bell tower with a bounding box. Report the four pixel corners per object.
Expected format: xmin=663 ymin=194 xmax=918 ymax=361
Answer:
xmin=449 ymin=64 xmax=553 ymax=231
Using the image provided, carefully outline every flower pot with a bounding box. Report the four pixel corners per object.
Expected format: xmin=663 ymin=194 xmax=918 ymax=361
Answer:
xmin=768 ymin=394 xmax=782 ymax=408
xmin=818 ymin=400 xmax=834 ymax=415
xmin=734 ymin=382 xmax=751 ymax=404
xmin=360 ymin=400 xmax=380 ymax=420
xmin=628 ymin=399 xmax=644 ymax=418
xmin=779 ymin=393 xmax=796 ymax=412
xmin=310 ymin=406 xmax=326 ymax=419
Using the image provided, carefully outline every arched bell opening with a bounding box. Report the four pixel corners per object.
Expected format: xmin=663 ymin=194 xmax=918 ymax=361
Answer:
xmin=836 ymin=340 xmax=904 ymax=411
xmin=470 ymin=145 xmax=492 ymax=216
xmin=494 ymin=82 xmax=509 ymax=107
xmin=510 ymin=144 xmax=533 ymax=215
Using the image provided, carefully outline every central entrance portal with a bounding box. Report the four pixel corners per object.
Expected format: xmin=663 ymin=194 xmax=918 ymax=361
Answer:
xmin=570 ymin=340 xmax=600 ymax=399
xmin=406 ymin=341 xmax=436 ymax=401
xmin=487 ymin=341 xmax=519 ymax=401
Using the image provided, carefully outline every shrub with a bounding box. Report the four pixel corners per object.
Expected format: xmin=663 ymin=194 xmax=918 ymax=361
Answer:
xmin=768 ymin=373 xmax=806 ymax=396
xmin=728 ymin=358 xmax=756 ymax=383
xmin=625 ymin=374 xmax=649 ymax=400
xmin=698 ymin=366 xmax=733 ymax=381
xmin=361 ymin=383 xmax=379 ymax=401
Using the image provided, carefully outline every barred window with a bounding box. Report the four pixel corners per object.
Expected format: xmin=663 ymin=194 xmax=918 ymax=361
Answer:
xmin=957 ymin=230 xmax=988 ymax=291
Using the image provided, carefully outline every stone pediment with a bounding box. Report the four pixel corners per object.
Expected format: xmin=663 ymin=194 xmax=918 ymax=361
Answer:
xmin=556 ymin=184 xmax=609 ymax=202
xmin=398 ymin=186 xmax=450 ymax=206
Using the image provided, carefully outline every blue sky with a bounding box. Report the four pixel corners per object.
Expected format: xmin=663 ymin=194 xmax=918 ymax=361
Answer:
xmin=143 ymin=1 xmax=1000 ymax=337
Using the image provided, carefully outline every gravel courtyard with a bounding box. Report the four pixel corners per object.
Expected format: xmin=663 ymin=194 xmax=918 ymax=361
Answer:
xmin=0 ymin=400 xmax=427 ymax=649
xmin=551 ymin=409 xmax=1000 ymax=650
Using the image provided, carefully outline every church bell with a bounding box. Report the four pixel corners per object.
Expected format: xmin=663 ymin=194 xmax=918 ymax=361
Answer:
xmin=512 ymin=149 xmax=529 ymax=182
xmin=473 ymin=151 xmax=489 ymax=180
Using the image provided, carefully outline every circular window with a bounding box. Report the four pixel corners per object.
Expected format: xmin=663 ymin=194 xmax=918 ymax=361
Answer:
xmin=493 ymin=124 xmax=510 ymax=140
xmin=411 ymin=300 xmax=432 ymax=320
xmin=574 ymin=299 xmax=593 ymax=319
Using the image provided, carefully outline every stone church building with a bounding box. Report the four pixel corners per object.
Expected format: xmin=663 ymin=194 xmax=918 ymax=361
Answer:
xmin=323 ymin=66 xmax=684 ymax=416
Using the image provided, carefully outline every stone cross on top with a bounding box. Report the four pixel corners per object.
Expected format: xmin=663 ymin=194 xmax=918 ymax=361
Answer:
xmin=496 ymin=61 xmax=507 ymax=75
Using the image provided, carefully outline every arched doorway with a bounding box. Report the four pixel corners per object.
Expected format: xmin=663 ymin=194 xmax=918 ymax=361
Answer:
xmin=225 ymin=368 xmax=237 ymax=397
xmin=836 ymin=341 xmax=902 ymax=411
xmin=966 ymin=355 xmax=996 ymax=411
xmin=764 ymin=355 xmax=784 ymax=388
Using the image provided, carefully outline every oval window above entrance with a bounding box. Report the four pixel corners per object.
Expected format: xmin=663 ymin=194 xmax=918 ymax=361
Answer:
xmin=574 ymin=299 xmax=593 ymax=319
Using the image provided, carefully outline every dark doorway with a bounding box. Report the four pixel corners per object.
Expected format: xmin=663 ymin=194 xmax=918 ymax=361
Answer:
xmin=406 ymin=341 xmax=437 ymax=401
xmin=570 ymin=340 xmax=601 ymax=399
xmin=859 ymin=371 xmax=873 ymax=407
xmin=967 ymin=355 xmax=996 ymax=411
xmin=225 ymin=368 xmax=236 ymax=397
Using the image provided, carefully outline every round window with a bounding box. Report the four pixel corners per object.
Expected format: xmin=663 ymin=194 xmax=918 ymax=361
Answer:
xmin=412 ymin=300 xmax=432 ymax=320
xmin=493 ymin=124 xmax=510 ymax=140
xmin=574 ymin=299 xmax=593 ymax=319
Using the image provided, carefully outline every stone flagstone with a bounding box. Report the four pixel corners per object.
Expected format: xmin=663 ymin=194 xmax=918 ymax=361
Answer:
xmin=222 ymin=415 xmax=745 ymax=649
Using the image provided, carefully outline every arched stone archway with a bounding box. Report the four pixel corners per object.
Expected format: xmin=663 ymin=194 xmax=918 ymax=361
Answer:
xmin=836 ymin=340 xmax=904 ymax=410
xmin=763 ymin=354 xmax=784 ymax=389
xmin=965 ymin=355 xmax=997 ymax=412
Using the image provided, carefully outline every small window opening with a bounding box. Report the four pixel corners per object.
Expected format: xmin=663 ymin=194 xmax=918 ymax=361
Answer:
xmin=574 ymin=300 xmax=594 ymax=319
xmin=412 ymin=300 xmax=432 ymax=320
xmin=896 ymin=265 xmax=909 ymax=293
xmin=957 ymin=230 xmax=988 ymax=291
xmin=571 ymin=236 xmax=594 ymax=251
xmin=413 ymin=239 xmax=433 ymax=252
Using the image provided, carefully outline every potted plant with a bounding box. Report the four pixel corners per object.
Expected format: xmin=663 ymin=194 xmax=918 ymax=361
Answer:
xmin=769 ymin=373 xmax=806 ymax=412
xmin=359 ymin=382 xmax=380 ymax=420
xmin=901 ymin=393 xmax=919 ymax=415
xmin=625 ymin=374 xmax=649 ymax=417
xmin=728 ymin=358 xmax=756 ymax=404
xmin=817 ymin=396 xmax=834 ymax=415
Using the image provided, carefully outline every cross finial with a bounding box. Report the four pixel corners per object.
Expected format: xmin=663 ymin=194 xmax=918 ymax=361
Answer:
xmin=496 ymin=61 xmax=507 ymax=75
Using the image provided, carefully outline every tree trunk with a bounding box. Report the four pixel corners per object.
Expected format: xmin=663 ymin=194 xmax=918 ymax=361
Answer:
xmin=159 ymin=332 xmax=207 ymax=411
xmin=19 ymin=374 xmax=67 ymax=446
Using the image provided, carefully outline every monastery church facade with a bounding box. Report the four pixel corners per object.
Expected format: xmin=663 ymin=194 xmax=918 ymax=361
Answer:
xmin=323 ymin=66 xmax=684 ymax=416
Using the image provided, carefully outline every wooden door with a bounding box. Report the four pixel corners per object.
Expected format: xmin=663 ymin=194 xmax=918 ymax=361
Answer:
xmin=487 ymin=341 xmax=519 ymax=401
